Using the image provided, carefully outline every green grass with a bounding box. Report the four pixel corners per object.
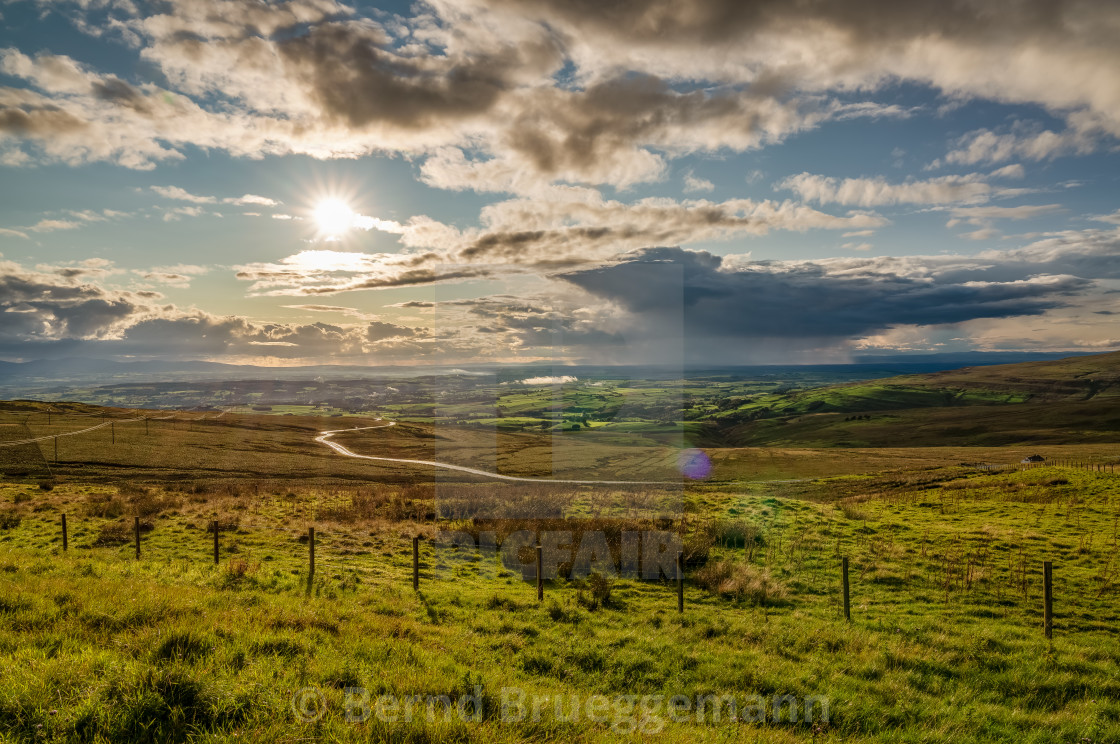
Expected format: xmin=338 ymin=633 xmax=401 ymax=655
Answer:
xmin=2 ymin=464 xmax=1120 ymax=742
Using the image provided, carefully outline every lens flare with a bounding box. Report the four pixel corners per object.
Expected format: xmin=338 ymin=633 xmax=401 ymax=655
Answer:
xmin=677 ymin=448 xmax=712 ymax=480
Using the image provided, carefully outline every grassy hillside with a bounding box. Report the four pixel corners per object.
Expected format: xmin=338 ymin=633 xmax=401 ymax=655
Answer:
xmin=709 ymin=351 xmax=1120 ymax=448
xmin=2 ymin=465 xmax=1120 ymax=742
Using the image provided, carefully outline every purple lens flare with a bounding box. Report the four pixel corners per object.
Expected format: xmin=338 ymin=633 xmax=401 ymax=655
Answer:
xmin=678 ymin=448 xmax=712 ymax=480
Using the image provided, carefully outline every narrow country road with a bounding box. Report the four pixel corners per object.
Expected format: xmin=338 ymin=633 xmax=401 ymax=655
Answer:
xmin=314 ymin=422 xmax=677 ymax=485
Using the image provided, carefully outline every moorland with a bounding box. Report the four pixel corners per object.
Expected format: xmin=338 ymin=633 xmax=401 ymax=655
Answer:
xmin=2 ymin=351 xmax=1120 ymax=742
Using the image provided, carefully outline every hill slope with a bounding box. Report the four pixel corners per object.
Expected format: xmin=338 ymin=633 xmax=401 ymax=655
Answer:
xmin=708 ymin=350 xmax=1120 ymax=447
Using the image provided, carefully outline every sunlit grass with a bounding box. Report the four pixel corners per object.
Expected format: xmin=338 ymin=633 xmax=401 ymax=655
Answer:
xmin=2 ymin=464 xmax=1120 ymax=741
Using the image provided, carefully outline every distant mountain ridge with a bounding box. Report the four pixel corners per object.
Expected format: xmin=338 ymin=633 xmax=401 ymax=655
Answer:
xmin=0 ymin=351 xmax=1100 ymax=386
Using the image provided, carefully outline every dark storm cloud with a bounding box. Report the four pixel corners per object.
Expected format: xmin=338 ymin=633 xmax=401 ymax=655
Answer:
xmin=558 ymin=246 xmax=1093 ymax=342
xmin=0 ymin=263 xmax=142 ymax=340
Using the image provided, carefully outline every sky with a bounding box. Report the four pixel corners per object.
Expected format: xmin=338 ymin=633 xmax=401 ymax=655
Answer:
xmin=0 ymin=0 xmax=1119 ymax=367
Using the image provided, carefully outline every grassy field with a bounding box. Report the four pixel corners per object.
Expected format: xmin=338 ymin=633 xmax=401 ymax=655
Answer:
xmin=4 ymin=385 xmax=1120 ymax=742
xmin=3 ymin=448 xmax=1120 ymax=741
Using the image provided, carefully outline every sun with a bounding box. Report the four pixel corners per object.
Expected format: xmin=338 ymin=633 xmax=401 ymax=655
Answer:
xmin=313 ymin=198 xmax=355 ymax=238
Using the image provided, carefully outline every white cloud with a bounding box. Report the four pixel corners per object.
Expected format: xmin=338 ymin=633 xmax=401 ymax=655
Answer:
xmin=29 ymin=218 xmax=82 ymax=232
xmin=223 ymin=193 xmax=280 ymax=206
xmin=151 ymin=185 xmax=215 ymax=203
xmin=940 ymin=123 xmax=1100 ymax=167
xmin=946 ymin=204 xmax=1065 ymax=227
xmin=780 ymin=172 xmax=997 ymax=206
xmin=683 ymin=171 xmax=714 ymax=193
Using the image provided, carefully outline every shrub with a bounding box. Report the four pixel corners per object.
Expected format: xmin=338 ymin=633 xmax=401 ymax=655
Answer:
xmin=93 ymin=519 xmax=152 ymax=546
xmin=225 ymin=557 xmax=259 ymax=580
xmin=588 ymin=571 xmax=614 ymax=606
xmin=837 ymin=498 xmax=871 ymax=520
xmin=693 ymin=560 xmax=787 ymax=605
xmin=84 ymin=494 xmax=126 ymax=519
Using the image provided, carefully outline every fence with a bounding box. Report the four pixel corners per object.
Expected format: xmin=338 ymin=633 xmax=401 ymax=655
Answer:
xmin=29 ymin=507 xmax=1066 ymax=637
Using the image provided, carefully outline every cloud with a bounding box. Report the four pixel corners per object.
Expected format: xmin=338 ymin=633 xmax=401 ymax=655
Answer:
xmin=161 ymin=205 xmax=208 ymax=221
xmin=0 ymin=257 xmax=445 ymax=361
xmin=1092 ymin=210 xmax=1120 ymax=226
xmin=151 ymin=185 xmax=215 ymax=204
xmin=683 ymin=171 xmax=714 ymax=193
xmin=282 ymin=303 xmax=381 ymax=321
xmin=946 ymin=204 xmax=1065 ymax=227
xmin=0 ymin=228 xmax=29 ymax=239
xmin=224 ymin=193 xmax=280 ymax=207
xmin=4 ymin=227 xmax=1120 ymax=363
xmin=553 ymin=245 xmax=1098 ymax=362
xmin=779 ymin=172 xmax=1002 ymax=207
xmin=365 ymin=320 xmax=417 ymax=342
xmin=940 ymin=121 xmax=1101 ymax=167
xmin=134 ymin=264 xmax=210 ymax=288
xmin=459 ymin=0 xmax=1120 ymax=141
xmin=0 ymin=259 xmax=148 ymax=342
xmin=29 ymin=218 xmax=83 ymax=232
xmin=234 ymin=249 xmax=492 ymax=295
xmin=152 ymin=186 xmax=280 ymax=208
xmin=233 ymin=189 xmax=886 ymax=294
xmin=10 ymin=0 xmax=1097 ymax=192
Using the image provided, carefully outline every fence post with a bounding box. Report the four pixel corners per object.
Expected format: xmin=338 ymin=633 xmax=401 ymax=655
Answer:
xmin=54 ymin=436 xmax=58 ymax=462
xmin=1044 ymin=561 xmax=1053 ymax=640
xmin=213 ymin=520 xmax=220 ymax=565
xmin=145 ymin=418 xmax=149 ymax=436
xmin=536 ymin=545 xmax=543 ymax=602
xmin=842 ymin=556 xmax=851 ymax=622
xmin=308 ymin=527 xmax=315 ymax=582
xmin=111 ymin=422 xmax=115 ymax=445
xmin=61 ymin=513 xmax=67 ymax=552
xmin=412 ymin=536 xmax=419 ymax=591
xmin=677 ymin=551 xmax=684 ymax=613
xmin=134 ymin=516 xmax=141 ymax=559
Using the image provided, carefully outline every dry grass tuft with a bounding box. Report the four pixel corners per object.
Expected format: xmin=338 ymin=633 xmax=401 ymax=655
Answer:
xmin=693 ymin=559 xmax=787 ymax=605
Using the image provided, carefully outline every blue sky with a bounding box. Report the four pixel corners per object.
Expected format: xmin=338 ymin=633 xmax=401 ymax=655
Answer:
xmin=1 ymin=0 xmax=1118 ymax=365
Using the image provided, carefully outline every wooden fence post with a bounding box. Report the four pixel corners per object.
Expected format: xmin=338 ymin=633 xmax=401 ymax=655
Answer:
xmin=111 ymin=422 xmax=115 ymax=445
xmin=412 ymin=536 xmax=419 ymax=591
xmin=134 ymin=516 xmax=141 ymax=559
xmin=677 ymin=551 xmax=684 ymax=613
xmin=54 ymin=436 xmax=58 ymax=462
xmin=536 ymin=545 xmax=543 ymax=602
xmin=308 ymin=527 xmax=315 ymax=582
xmin=842 ymin=556 xmax=851 ymax=622
xmin=213 ymin=520 xmax=220 ymax=565
xmin=61 ymin=513 xmax=67 ymax=552
xmin=1044 ymin=561 xmax=1053 ymax=640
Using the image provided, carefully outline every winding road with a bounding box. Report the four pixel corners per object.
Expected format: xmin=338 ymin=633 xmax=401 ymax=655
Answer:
xmin=314 ymin=422 xmax=677 ymax=485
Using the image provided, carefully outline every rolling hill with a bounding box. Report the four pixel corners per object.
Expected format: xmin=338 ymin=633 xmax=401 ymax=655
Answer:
xmin=707 ymin=350 xmax=1120 ymax=447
